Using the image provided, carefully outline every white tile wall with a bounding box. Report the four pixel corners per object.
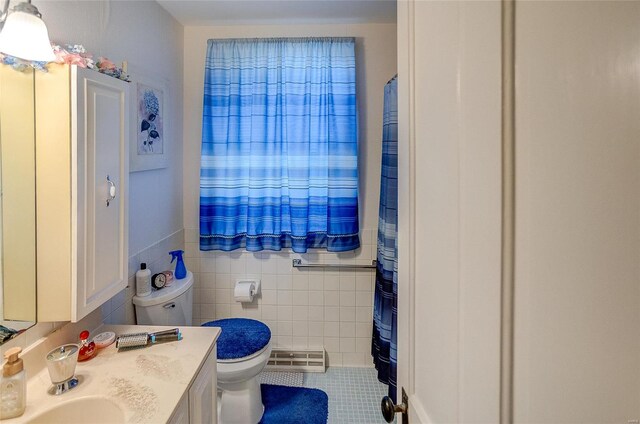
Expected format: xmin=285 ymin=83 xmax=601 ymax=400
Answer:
xmin=186 ymin=227 xmax=377 ymax=368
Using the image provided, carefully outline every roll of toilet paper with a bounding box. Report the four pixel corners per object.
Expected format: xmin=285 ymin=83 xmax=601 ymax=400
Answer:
xmin=234 ymin=281 xmax=255 ymax=302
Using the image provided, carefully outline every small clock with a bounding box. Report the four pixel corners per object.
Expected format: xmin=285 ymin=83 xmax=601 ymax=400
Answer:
xmin=151 ymin=273 xmax=167 ymax=289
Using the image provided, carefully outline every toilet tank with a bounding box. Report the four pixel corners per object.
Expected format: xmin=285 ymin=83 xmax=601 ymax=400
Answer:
xmin=133 ymin=272 xmax=193 ymax=326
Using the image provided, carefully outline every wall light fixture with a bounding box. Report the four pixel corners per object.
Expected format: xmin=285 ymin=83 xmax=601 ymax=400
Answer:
xmin=0 ymin=0 xmax=54 ymax=62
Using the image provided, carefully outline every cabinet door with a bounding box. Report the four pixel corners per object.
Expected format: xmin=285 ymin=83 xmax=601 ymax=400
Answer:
xmin=168 ymin=393 xmax=190 ymax=424
xmin=189 ymin=347 xmax=217 ymax=424
xmin=73 ymin=67 xmax=129 ymax=322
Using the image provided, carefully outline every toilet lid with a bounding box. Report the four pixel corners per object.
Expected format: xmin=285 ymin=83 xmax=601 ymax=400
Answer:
xmin=202 ymin=318 xmax=271 ymax=360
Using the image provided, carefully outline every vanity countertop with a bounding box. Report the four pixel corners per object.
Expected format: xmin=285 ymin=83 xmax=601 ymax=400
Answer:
xmin=7 ymin=325 xmax=220 ymax=423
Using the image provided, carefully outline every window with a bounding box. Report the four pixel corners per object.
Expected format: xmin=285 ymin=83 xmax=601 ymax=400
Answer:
xmin=200 ymin=37 xmax=359 ymax=253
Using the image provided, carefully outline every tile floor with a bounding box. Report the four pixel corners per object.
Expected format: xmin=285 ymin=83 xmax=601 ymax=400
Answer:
xmin=302 ymin=367 xmax=391 ymax=424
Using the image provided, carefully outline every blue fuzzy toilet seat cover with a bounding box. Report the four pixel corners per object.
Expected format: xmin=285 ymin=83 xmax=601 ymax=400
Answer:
xmin=202 ymin=318 xmax=271 ymax=360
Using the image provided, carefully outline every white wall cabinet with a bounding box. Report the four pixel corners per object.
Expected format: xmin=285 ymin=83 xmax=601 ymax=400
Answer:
xmin=36 ymin=64 xmax=129 ymax=322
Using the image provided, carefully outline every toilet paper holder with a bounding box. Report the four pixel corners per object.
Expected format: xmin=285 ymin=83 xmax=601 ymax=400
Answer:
xmin=234 ymin=279 xmax=261 ymax=302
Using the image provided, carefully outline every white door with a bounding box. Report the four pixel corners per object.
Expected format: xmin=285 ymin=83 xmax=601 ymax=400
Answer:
xmin=396 ymin=1 xmax=503 ymax=422
xmin=513 ymin=1 xmax=640 ymax=422
xmin=396 ymin=1 xmax=640 ymax=423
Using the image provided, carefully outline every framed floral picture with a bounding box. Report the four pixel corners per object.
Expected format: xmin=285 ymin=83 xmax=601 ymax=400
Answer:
xmin=130 ymin=69 xmax=169 ymax=172
xmin=137 ymin=83 xmax=163 ymax=155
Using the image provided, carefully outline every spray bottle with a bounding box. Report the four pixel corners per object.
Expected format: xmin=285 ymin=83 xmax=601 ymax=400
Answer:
xmin=169 ymin=250 xmax=187 ymax=279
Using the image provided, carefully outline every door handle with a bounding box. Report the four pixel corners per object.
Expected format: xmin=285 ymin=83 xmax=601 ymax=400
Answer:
xmin=381 ymin=388 xmax=409 ymax=423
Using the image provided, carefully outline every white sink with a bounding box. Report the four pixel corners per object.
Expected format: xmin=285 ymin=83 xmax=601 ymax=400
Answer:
xmin=25 ymin=397 xmax=125 ymax=424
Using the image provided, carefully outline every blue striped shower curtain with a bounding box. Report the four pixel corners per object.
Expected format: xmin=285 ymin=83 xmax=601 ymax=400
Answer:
xmin=372 ymin=76 xmax=398 ymax=402
xmin=199 ymin=37 xmax=360 ymax=253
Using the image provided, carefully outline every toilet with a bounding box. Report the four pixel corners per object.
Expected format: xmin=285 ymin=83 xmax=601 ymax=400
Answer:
xmin=202 ymin=318 xmax=272 ymax=424
xmin=132 ymin=271 xmax=194 ymax=325
xmin=132 ymin=272 xmax=271 ymax=424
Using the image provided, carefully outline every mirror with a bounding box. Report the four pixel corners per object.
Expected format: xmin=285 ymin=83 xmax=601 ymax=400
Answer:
xmin=0 ymin=63 xmax=37 ymax=343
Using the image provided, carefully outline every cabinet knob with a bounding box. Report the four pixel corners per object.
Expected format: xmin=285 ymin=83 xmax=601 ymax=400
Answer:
xmin=106 ymin=175 xmax=116 ymax=207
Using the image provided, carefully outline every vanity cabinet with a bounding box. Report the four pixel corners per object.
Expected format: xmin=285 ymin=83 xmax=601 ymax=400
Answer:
xmin=188 ymin=347 xmax=217 ymax=424
xmin=168 ymin=347 xmax=218 ymax=424
xmin=168 ymin=394 xmax=189 ymax=424
xmin=35 ymin=64 xmax=129 ymax=322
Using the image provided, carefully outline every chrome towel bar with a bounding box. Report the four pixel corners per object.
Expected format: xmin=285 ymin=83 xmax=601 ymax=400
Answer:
xmin=292 ymin=259 xmax=377 ymax=270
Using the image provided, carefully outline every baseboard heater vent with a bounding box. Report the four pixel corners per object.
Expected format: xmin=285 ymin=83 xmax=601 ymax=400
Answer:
xmin=266 ymin=348 xmax=326 ymax=373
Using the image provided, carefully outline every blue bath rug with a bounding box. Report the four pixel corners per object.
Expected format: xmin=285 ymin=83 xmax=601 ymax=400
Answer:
xmin=259 ymin=384 xmax=328 ymax=424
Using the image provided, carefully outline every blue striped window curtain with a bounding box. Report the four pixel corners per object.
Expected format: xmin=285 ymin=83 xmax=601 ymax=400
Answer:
xmin=200 ymin=37 xmax=360 ymax=253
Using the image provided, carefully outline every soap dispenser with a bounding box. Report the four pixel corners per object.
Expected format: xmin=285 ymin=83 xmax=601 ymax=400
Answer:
xmin=0 ymin=347 xmax=26 ymax=419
